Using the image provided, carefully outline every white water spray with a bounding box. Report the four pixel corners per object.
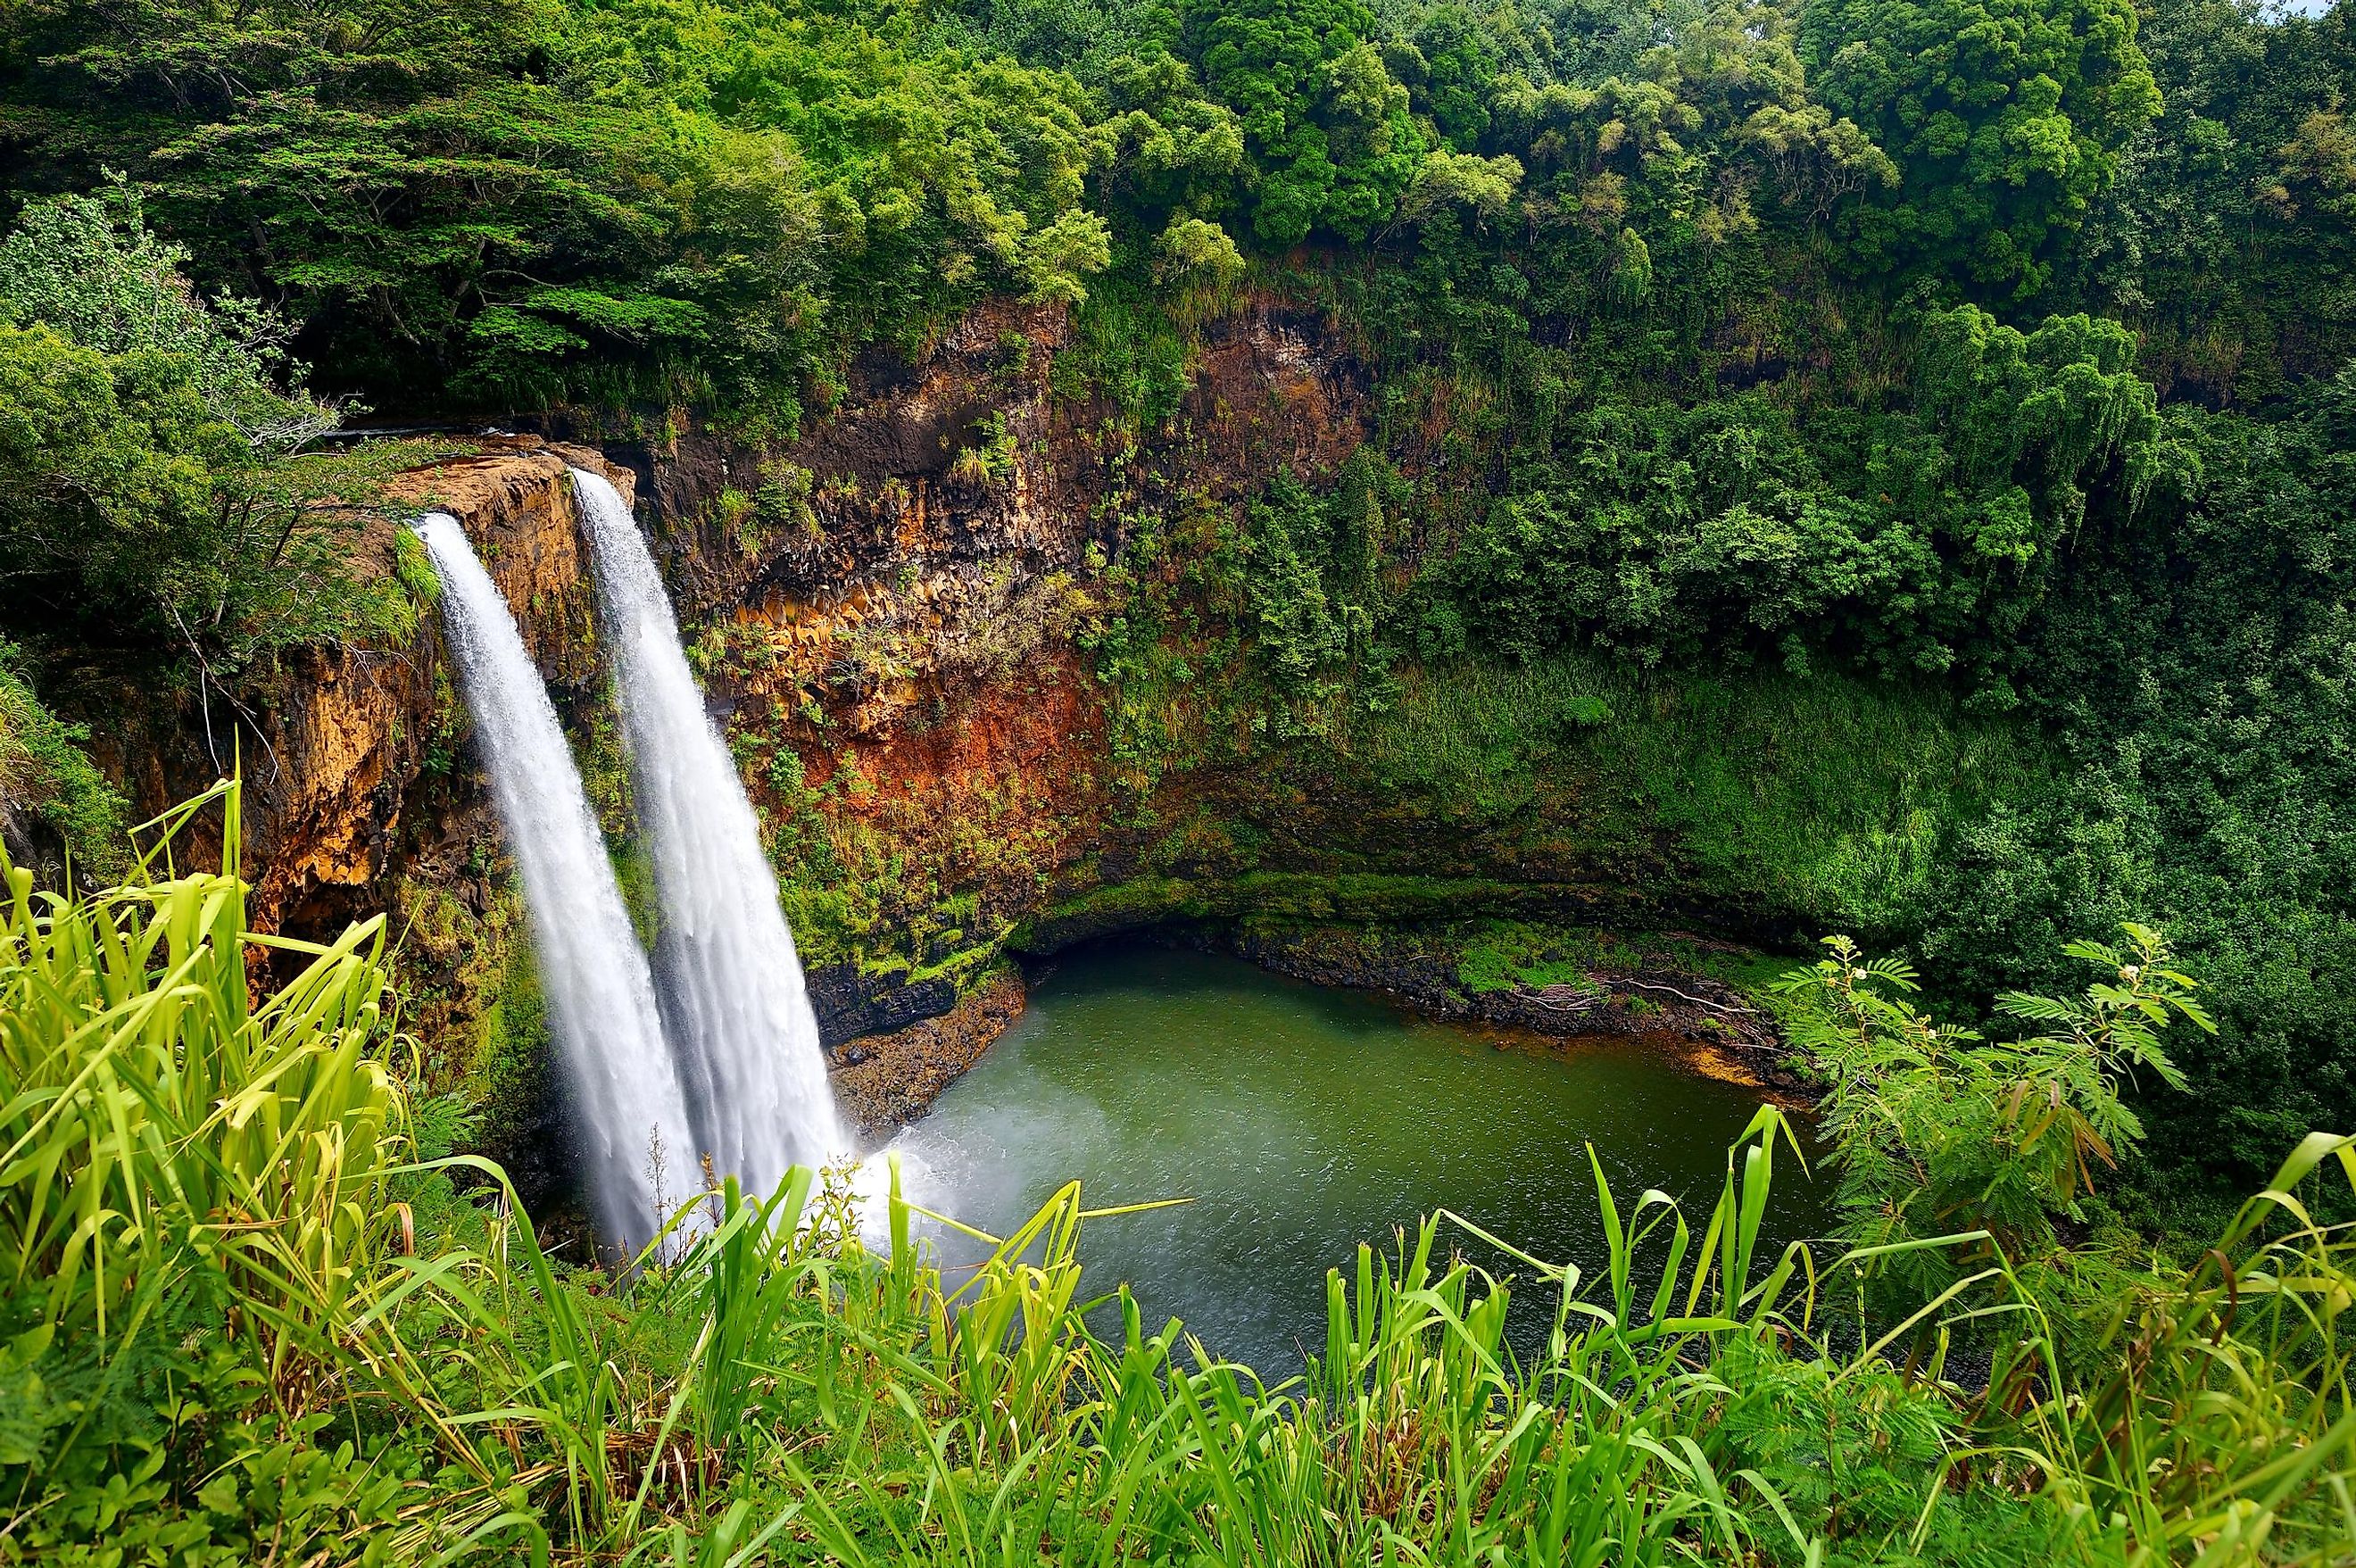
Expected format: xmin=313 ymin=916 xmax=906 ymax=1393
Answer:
xmin=570 ymin=469 xmax=848 ymax=1193
xmin=416 ymin=513 xmax=702 ymax=1249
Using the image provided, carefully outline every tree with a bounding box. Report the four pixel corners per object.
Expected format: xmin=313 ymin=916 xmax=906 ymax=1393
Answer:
xmin=2066 ymin=0 xmax=2356 ymax=394
xmin=1153 ymin=213 xmax=1249 ymax=286
xmin=0 ymin=638 xmax=126 ymax=873
xmin=1431 ymin=309 xmax=2161 ymax=695
xmin=1800 ymin=0 xmax=2162 ymax=298
xmin=1403 ymin=5 xmax=1500 ymax=152
xmin=1397 ymin=148 xmax=1523 ymax=228
xmin=1098 ymin=49 xmax=1249 ymax=224
xmin=0 ymin=179 xmax=337 ymax=452
xmin=1 ymin=0 xmax=1113 ymax=419
xmin=1178 ymin=0 xmax=1429 ymax=245
xmin=1489 ymin=0 xmax=1895 ymax=280
xmin=0 ymin=188 xmax=405 ymax=738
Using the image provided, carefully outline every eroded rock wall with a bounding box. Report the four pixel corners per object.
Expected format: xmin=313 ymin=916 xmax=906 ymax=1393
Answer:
xmin=549 ymin=295 xmax=1390 ymax=984
xmin=250 ymin=440 xmax=631 ymax=939
xmin=83 ymin=294 xmax=1780 ymax=1149
xmin=63 ymin=439 xmax=631 ymax=1090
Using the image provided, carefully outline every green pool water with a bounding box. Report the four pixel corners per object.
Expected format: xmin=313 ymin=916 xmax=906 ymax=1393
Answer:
xmin=882 ymin=941 xmax=1827 ymax=1374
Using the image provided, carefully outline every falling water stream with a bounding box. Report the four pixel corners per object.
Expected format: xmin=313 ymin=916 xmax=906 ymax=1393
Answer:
xmin=415 ymin=514 xmax=701 ymax=1248
xmin=571 ymin=469 xmax=848 ymax=1194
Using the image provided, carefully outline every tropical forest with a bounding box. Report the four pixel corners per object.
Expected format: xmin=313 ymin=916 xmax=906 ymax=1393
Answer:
xmin=2 ymin=0 xmax=2354 ymax=1559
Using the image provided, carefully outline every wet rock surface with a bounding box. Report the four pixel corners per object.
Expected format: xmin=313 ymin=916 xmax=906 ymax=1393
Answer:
xmin=74 ymin=436 xmax=635 ymax=942
xmin=1194 ymin=923 xmax=1813 ymax=1094
xmin=830 ymin=968 xmax=1027 ymax=1136
xmin=808 ymin=963 xmax=959 ymax=1050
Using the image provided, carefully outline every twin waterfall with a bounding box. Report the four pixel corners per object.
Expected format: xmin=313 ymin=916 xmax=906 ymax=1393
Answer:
xmin=412 ymin=514 xmax=704 ymax=1245
xmin=417 ymin=475 xmax=843 ymax=1248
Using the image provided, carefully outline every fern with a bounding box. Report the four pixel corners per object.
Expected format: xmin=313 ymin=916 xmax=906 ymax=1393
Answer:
xmin=1776 ymin=926 xmax=2212 ymax=1311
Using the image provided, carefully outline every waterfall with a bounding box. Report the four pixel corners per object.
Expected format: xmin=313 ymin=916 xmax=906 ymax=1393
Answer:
xmin=569 ymin=469 xmax=848 ymax=1193
xmin=415 ymin=513 xmax=702 ymax=1250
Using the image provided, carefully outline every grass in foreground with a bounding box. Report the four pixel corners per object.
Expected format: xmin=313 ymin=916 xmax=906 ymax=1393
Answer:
xmin=3 ymin=788 xmax=2352 ymax=1565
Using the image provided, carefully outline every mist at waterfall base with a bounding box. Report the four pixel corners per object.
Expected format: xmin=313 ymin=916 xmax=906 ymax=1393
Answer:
xmin=876 ymin=942 xmax=1828 ymax=1373
xmin=571 ymin=468 xmax=848 ymax=1193
xmin=414 ymin=514 xmax=701 ymax=1248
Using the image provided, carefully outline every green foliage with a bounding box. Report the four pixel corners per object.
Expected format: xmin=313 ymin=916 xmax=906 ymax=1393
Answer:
xmin=10 ymin=1414 xmax=432 ymax=1568
xmin=601 ymin=0 xmax=1114 ymax=315
xmin=2018 ymin=1132 xmax=2356 ymax=1563
xmin=1153 ymin=211 xmax=1249 ymax=287
xmin=1095 ymin=48 xmax=1250 ymax=229
xmin=1 ymin=0 xmax=1113 ymax=419
xmin=1801 ymin=0 xmax=2162 ymax=298
xmin=1490 ymin=0 xmax=1898 ymax=261
xmin=0 ymin=189 xmax=426 ymax=693
xmin=0 ymin=783 xmax=411 ymax=1497
xmin=2070 ymin=0 xmax=2356 ymax=394
xmin=1453 ymin=918 xmax=1610 ymax=992
xmin=1178 ymin=0 xmax=1429 ymax=243
xmin=1398 ymin=4 xmax=1502 ymax=151
xmin=1396 ymin=146 xmax=1524 ymax=230
xmin=0 ymin=0 xmax=2200 ymax=419
xmin=1779 ymin=925 xmax=2207 ymax=1296
xmin=6 ymin=824 xmax=2356 ymax=1564
xmin=0 ymin=178 xmax=338 ymax=452
xmin=933 ymin=0 xmax=1157 ymax=80
xmin=0 ymin=641 xmax=125 ymax=874
xmin=1711 ymin=1333 xmax=1970 ymax=1551
xmin=1444 ymin=307 xmax=2159 ymax=702
xmin=1233 ymin=461 xmax=1390 ymax=704
xmin=0 ymin=0 xmax=2288 ymax=416
xmin=474 ymin=932 xmax=558 ymax=1173
xmin=1056 ymin=277 xmax=1195 ymax=427
xmin=1343 ymin=654 xmax=2040 ymax=934
xmin=1912 ymin=365 xmax=2356 ymax=1208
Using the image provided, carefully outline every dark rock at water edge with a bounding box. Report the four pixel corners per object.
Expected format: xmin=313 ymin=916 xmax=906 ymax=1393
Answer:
xmin=1174 ymin=921 xmax=1816 ymax=1095
xmin=807 ymin=962 xmax=958 ymax=1054
xmin=831 ymin=970 xmax=1027 ymax=1136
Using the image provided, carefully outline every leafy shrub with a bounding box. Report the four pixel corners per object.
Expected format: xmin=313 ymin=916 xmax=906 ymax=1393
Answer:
xmin=0 ymin=642 xmax=124 ymax=875
xmin=0 ymin=189 xmax=417 ymax=689
xmin=1779 ymin=925 xmax=2208 ymax=1299
xmin=0 ymin=179 xmax=338 ymax=452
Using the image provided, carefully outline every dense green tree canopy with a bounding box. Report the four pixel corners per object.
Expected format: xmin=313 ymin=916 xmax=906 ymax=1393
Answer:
xmin=1801 ymin=0 xmax=2162 ymax=296
xmin=0 ymin=0 xmax=1116 ymax=419
xmin=1176 ymin=0 xmax=1429 ymax=243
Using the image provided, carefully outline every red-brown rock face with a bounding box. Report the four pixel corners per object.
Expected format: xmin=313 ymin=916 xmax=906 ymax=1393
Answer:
xmin=238 ymin=440 xmax=636 ymax=937
xmin=86 ymin=297 xmax=1397 ymax=1080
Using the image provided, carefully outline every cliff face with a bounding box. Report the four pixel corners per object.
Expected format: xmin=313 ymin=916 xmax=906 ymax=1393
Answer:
xmin=569 ymin=294 xmax=1698 ymax=971
xmin=248 ymin=441 xmax=631 ymax=939
xmin=560 ymin=295 xmax=1398 ymax=979
xmin=65 ymin=440 xmax=631 ymax=1081
xmin=86 ymin=295 xmax=1763 ymax=1132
